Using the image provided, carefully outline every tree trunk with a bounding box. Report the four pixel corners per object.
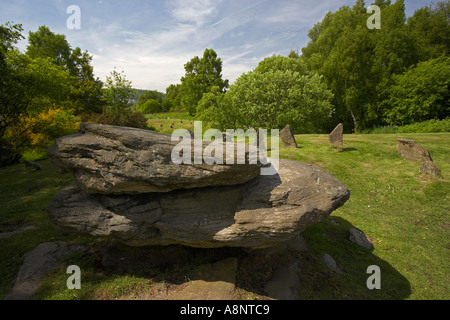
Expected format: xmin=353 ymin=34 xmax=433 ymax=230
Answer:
xmin=349 ymin=108 xmax=358 ymax=134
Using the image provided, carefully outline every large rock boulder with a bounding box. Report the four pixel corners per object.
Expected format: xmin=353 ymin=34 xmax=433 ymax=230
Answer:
xmin=47 ymin=123 xmax=265 ymax=194
xmin=47 ymin=159 xmax=350 ymax=249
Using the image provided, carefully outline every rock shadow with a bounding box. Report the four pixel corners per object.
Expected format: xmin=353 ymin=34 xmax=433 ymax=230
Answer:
xmin=295 ymin=216 xmax=411 ymax=300
xmin=89 ymin=213 xmax=411 ymax=300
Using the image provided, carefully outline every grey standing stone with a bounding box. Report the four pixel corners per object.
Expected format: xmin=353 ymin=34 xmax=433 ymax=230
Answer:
xmin=329 ymin=123 xmax=343 ymax=149
xmin=396 ymin=139 xmax=433 ymax=162
xmin=420 ymin=160 xmax=441 ymax=176
xmin=280 ymin=125 xmax=297 ymax=149
xmin=397 ymin=139 xmax=441 ymax=176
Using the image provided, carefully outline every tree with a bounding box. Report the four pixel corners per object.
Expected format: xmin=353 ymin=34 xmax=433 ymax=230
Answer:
xmin=27 ymin=26 xmax=72 ymax=69
xmin=0 ymin=23 xmax=72 ymax=165
xmin=104 ymin=68 xmax=133 ymax=120
xmin=136 ymin=90 xmax=164 ymax=112
xmin=301 ymin=0 xmax=416 ymax=132
xmin=196 ymin=86 xmax=226 ymax=129
xmin=163 ymin=84 xmax=182 ymax=111
xmin=179 ymin=48 xmax=228 ymax=115
xmin=407 ymin=1 xmax=450 ymax=62
xmin=26 ymin=26 xmax=105 ymax=114
xmin=254 ymin=54 xmax=308 ymax=75
xmin=137 ymin=99 xmax=162 ymax=114
xmin=218 ymin=69 xmax=333 ymax=133
xmin=382 ymin=56 xmax=450 ymax=125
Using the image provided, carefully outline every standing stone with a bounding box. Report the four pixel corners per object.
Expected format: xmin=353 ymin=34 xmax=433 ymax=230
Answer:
xmin=280 ymin=125 xmax=297 ymax=149
xmin=397 ymin=139 xmax=441 ymax=176
xmin=420 ymin=161 xmax=441 ymax=176
xmin=396 ymin=139 xmax=433 ymax=162
xmin=329 ymin=123 xmax=343 ymax=149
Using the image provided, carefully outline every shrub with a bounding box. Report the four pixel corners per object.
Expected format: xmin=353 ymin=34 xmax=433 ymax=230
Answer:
xmin=397 ymin=118 xmax=450 ymax=133
xmin=137 ymin=99 xmax=162 ymax=114
xmin=363 ymin=118 xmax=450 ymax=134
xmin=7 ymin=105 xmax=80 ymax=151
xmin=81 ymin=108 xmax=148 ymax=129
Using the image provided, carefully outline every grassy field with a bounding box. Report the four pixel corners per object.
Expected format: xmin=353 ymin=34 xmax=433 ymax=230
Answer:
xmin=0 ymin=125 xmax=448 ymax=300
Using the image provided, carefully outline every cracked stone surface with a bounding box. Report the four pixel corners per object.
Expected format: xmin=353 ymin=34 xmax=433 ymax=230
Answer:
xmin=47 ymin=123 xmax=266 ymax=194
xmin=47 ymin=159 xmax=350 ymax=249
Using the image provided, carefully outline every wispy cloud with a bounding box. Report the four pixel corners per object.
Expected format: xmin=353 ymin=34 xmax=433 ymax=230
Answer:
xmin=0 ymin=0 xmax=435 ymax=92
xmin=169 ymin=0 xmax=220 ymax=26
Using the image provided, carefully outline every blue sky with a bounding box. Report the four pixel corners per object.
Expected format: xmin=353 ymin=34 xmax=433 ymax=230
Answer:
xmin=0 ymin=0 xmax=434 ymax=91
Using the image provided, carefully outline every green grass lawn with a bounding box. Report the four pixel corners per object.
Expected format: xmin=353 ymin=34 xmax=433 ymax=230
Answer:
xmin=282 ymin=133 xmax=449 ymax=299
xmin=0 ymin=130 xmax=448 ymax=300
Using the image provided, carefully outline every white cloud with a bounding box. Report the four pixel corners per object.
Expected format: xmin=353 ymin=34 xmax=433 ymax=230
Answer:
xmin=169 ymin=0 xmax=220 ymax=26
xmin=1 ymin=0 xmax=434 ymax=93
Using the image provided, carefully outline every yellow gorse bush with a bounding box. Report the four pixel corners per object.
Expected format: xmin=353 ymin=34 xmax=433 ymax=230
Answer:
xmin=8 ymin=105 xmax=81 ymax=151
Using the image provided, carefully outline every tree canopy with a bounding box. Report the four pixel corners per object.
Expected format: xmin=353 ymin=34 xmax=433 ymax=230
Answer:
xmin=196 ymin=55 xmax=334 ymax=132
xmin=301 ymin=0 xmax=449 ymax=132
xmin=173 ymin=49 xmax=229 ymax=116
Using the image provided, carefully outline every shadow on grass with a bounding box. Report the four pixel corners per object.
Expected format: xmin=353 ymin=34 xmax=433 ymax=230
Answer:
xmin=298 ymin=216 xmax=411 ymax=300
xmin=33 ymin=214 xmax=411 ymax=300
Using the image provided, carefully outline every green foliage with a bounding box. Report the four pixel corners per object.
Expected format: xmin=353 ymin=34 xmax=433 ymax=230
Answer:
xmin=27 ymin=26 xmax=72 ymax=70
xmin=398 ymin=118 xmax=450 ymax=133
xmin=137 ymin=99 xmax=162 ymax=114
xmin=196 ymin=86 xmax=225 ymax=129
xmin=254 ymin=54 xmax=308 ymax=75
xmin=301 ymin=0 xmax=449 ymax=132
xmin=81 ymin=108 xmax=148 ymax=129
xmin=26 ymin=26 xmax=106 ymax=114
xmin=136 ymin=90 xmax=164 ymax=113
xmin=162 ymin=84 xmax=182 ymax=112
xmin=16 ymin=106 xmax=81 ymax=152
xmin=382 ymin=57 xmax=450 ymax=125
xmin=0 ymin=23 xmax=73 ymax=166
xmin=213 ymin=69 xmax=333 ymax=133
xmin=104 ymin=68 xmax=133 ymax=120
xmin=407 ymin=1 xmax=450 ymax=61
xmin=362 ymin=118 xmax=450 ymax=134
xmin=179 ymin=49 xmax=228 ymax=116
